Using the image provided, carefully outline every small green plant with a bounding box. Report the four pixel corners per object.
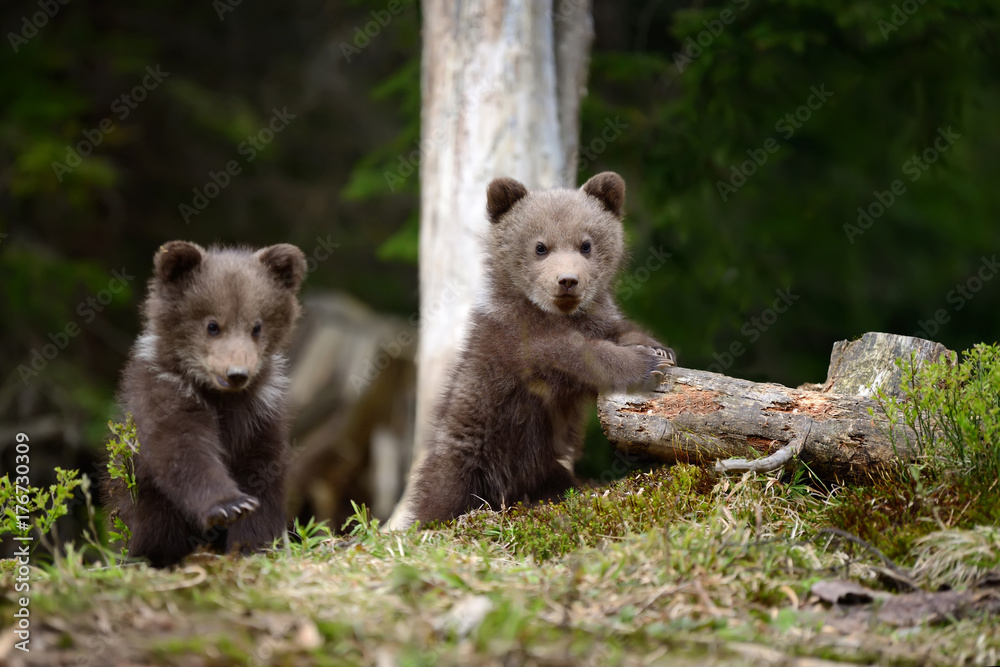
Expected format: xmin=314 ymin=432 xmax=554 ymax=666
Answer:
xmin=107 ymin=414 xmax=140 ymax=504
xmin=283 ymin=516 xmax=333 ymax=555
xmin=341 ymin=500 xmax=380 ymax=539
xmin=0 ymin=467 xmax=84 ymax=555
xmin=106 ymin=414 xmax=140 ymax=554
xmin=108 ymin=516 xmax=131 ymax=558
xmin=876 ymin=343 xmax=1000 ymax=482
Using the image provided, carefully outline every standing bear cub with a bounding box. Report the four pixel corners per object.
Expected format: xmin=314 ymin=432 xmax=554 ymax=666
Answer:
xmin=406 ymin=172 xmax=674 ymax=526
xmin=106 ymin=241 xmax=307 ymax=567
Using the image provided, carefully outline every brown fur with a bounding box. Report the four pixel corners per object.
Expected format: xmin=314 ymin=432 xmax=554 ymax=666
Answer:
xmin=406 ymin=172 xmax=674 ymax=526
xmin=105 ymin=241 xmax=307 ymax=567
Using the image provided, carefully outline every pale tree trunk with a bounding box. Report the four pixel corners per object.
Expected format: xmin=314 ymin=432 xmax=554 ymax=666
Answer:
xmin=389 ymin=0 xmax=593 ymax=528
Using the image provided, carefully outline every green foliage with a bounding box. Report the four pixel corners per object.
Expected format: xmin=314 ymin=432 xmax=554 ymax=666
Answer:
xmin=106 ymin=414 xmax=140 ymax=506
xmin=105 ymin=415 xmax=140 ymax=555
xmin=283 ymin=516 xmax=334 ymax=556
xmin=0 ymin=467 xmax=83 ymax=545
xmin=107 ymin=516 xmax=131 ymax=559
xmin=341 ymin=500 xmax=380 ymax=540
xmin=878 ymin=343 xmax=1000 ymax=482
xmin=579 ymin=0 xmax=1000 ymax=384
xmin=823 ymin=344 xmax=1000 ymax=562
xmin=374 ymin=211 xmax=420 ymax=264
xmin=342 ymin=58 xmax=423 ymax=264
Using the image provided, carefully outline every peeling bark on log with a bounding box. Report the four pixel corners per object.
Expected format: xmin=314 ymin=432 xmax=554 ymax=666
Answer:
xmin=598 ymin=333 xmax=951 ymax=485
xmin=598 ymin=368 xmax=910 ymax=484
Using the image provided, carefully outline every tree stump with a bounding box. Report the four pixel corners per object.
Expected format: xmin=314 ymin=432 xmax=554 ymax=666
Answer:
xmin=597 ymin=332 xmax=951 ymax=484
xmin=806 ymin=331 xmax=951 ymax=398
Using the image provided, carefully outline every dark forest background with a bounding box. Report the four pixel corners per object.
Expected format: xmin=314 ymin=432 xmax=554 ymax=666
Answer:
xmin=2 ymin=1 xmax=999 ymax=505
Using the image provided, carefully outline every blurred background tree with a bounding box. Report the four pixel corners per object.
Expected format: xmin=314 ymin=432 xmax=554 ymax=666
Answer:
xmin=2 ymin=0 xmax=998 ymax=529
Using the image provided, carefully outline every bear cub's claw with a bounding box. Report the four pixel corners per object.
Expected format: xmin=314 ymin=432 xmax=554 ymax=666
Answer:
xmin=638 ymin=345 xmax=676 ymax=390
xmin=653 ymin=346 xmax=677 ymax=366
xmin=206 ymin=494 xmax=260 ymax=529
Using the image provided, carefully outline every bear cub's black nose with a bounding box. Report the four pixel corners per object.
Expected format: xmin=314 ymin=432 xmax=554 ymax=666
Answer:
xmin=226 ymin=367 xmax=249 ymax=387
xmin=558 ymin=276 xmax=578 ymax=291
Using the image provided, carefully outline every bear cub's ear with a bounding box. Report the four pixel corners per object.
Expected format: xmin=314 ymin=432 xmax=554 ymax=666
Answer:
xmin=486 ymin=177 xmax=529 ymax=224
xmin=257 ymin=244 xmax=308 ymax=292
xmin=154 ymin=241 xmax=204 ymax=284
xmin=581 ymin=172 xmax=626 ymax=219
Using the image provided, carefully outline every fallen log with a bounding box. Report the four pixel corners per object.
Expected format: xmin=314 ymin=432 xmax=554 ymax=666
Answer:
xmin=597 ymin=333 xmax=951 ymax=485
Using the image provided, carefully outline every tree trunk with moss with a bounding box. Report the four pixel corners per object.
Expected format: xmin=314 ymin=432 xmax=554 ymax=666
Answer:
xmin=598 ymin=333 xmax=950 ymax=484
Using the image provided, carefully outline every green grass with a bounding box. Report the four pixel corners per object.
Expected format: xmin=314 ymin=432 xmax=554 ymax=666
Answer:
xmin=3 ymin=344 xmax=999 ymax=664
xmin=2 ymin=465 xmax=998 ymax=666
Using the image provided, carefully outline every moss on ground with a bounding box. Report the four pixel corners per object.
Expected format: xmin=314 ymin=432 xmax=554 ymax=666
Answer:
xmin=2 ymin=461 xmax=998 ymax=666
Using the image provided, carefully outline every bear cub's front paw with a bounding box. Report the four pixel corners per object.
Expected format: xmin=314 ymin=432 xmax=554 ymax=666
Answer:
xmin=637 ymin=345 xmax=676 ymax=390
xmin=205 ymin=493 xmax=259 ymax=529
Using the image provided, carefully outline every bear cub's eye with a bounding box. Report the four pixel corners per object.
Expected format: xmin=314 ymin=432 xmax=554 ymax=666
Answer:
xmin=580 ymin=241 xmax=592 ymax=254
xmin=252 ymin=322 xmax=262 ymax=338
xmin=207 ymin=321 xmax=221 ymax=336
xmin=535 ymin=243 xmax=548 ymax=256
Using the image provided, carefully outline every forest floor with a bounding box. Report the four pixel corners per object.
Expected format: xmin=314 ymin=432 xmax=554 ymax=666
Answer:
xmin=1 ymin=464 xmax=999 ymax=666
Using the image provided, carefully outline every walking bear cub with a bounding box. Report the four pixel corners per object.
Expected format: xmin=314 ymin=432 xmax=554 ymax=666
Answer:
xmin=405 ymin=172 xmax=674 ymax=526
xmin=106 ymin=241 xmax=307 ymax=567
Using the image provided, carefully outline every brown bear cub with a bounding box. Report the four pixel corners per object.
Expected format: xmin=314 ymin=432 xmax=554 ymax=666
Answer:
xmin=405 ymin=172 xmax=674 ymax=526
xmin=105 ymin=241 xmax=307 ymax=568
